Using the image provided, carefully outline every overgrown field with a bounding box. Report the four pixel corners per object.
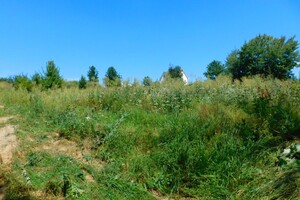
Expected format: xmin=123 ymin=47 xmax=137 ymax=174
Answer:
xmin=0 ymin=76 xmax=299 ymax=199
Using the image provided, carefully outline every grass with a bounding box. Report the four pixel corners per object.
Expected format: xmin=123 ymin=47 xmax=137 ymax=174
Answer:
xmin=0 ymin=76 xmax=299 ymax=199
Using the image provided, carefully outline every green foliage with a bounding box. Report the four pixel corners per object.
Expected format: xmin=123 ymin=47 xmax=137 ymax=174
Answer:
xmin=1 ymin=77 xmax=300 ymax=199
xmin=143 ymin=76 xmax=153 ymax=86
xmin=0 ymin=76 xmax=14 ymax=84
xmin=204 ymin=60 xmax=225 ymax=80
xmin=13 ymin=74 xmax=33 ymax=92
xmin=227 ymin=34 xmax=300 ymax=80
xmin=168 ymin=66 xmax=183 ymax=79
xmin=87 ymin=66 xmax=99 ymax=82
xmin=42 ymin=60 xmax=63 ymax=89
xmin=226 ymin=49 xmax=241 ymax=80
xmin=105 ymin=66 xmax=121 ymax=80
xmin=105 ymin=66 xmax=122 ymax=87
xmin=32 ymin=72 xmax=42 ymax=85
xmin=21 ymin=152 xmax=86 ymax=198
xmin=78 ymin=75 xmax=87 ymax=89
xmin=52 ymin=107 xmax=99 ymax=138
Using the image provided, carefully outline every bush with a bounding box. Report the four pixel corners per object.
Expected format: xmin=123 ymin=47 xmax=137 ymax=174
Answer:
xmin=13 ymin=74 xmax=33 ymax=92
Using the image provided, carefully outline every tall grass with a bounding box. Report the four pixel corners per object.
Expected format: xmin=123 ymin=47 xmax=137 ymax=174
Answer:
xmin=0 ymin=77 xmax=299 ymax=199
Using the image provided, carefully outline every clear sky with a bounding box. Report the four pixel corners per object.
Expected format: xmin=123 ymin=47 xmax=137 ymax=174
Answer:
xmin=1 ymin=0 xmax=300 ymax=82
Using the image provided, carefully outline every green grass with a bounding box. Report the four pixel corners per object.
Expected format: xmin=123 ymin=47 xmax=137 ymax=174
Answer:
xmin=0 ymin=76 xmax=299 ymax=199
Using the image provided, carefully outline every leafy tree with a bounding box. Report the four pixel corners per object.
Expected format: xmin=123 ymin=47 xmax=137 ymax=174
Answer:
xmin=226 ymin=49 xmax=241 ymax=80
xmin=32 ymin=73 xmax=42 ymax=85
xmin=87 ymin=66 xmax=99 ymax=82
xmin=142 ymin=76 xmax=153 ymax=86
xmin=13 ymin=74 xmax=33 ymax=92
xmin=78 ymin=75 xmax=87 ymax=89
xmin=42 ymin=61 xmax=63 ymax=89
xmin=226 ymin=34 xmax=300 ymax=80
xmin=104 ymin=66 xmax=121 ymax=87
xmin=168 ymin=66 xmax=183 ymax=79
xmin=204 ymin=60 xmax=225 ymax=80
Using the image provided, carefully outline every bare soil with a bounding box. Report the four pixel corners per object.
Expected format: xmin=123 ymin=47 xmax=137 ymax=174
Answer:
xmin=0 ymin=107 xmax=18 ymax=200
xmin=0 ymin=125 xmax=17 ymax=165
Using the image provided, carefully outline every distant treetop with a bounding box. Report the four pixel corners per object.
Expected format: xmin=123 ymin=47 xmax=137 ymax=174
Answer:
xmin=204 ymin=60 xmax=225 ymax=80
xmin=87 ymin=66 xmax=99 ymax=82
xmin=226 ymin=34 xmax=300 ymax=80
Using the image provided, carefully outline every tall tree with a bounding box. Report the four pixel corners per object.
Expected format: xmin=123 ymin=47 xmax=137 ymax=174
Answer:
xmin=87 ymin=66 xmax=99 ymax=82
xmin=226 ymin=34 xmax=300 ymax=80
xmin=104 ymin=66 xmax=121 ymax=87
xmin=204 ymin=60 xmax=225 ymax=80
xmin=42 ymin=61 xmax=63 ymax=89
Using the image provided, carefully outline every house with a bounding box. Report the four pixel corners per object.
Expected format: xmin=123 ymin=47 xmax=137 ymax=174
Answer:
xmin=159 ymin=70 xmax=189 ymax=85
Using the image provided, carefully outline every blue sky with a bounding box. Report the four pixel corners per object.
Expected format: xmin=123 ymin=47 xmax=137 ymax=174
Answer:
xmin=1 ymin=0 xmax=300 ymax=82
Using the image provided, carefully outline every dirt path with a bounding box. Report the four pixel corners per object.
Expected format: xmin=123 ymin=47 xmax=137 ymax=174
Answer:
xmin=0 ymin=106 xmax=18 ymax=200
xmin=0 ymin=125 xmax=17 ymax=165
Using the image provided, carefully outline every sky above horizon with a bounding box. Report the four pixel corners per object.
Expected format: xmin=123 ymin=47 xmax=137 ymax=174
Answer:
xmin=1 ymin=0 xmax=300 ymax=82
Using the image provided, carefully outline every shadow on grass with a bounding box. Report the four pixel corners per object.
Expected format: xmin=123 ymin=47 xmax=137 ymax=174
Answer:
xmin=0 ymin=171 xmax=32 ymax=200
xmin=271 ymin=168 xmax=300 ymax=200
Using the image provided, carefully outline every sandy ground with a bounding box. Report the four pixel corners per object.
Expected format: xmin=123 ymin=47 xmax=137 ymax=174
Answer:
xmin=0 ymin=125 xmax=17 ymax=165
xmin=0 ymin=106 xmax=18 ymax=200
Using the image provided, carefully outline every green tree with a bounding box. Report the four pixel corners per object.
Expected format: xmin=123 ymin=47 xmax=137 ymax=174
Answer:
xmin=226 ymin=49 xmax=241 ymax=80
xmin=13 ymin=74 xmax=33 ymax=92
xmin=32 ymin=73 xmax=42 ymax=85
xmin=78 ymin=75 xmax=87 ymax=89
xmin=87 ymin=66 xmax=99 ymax=82
xmin=204 ymin=60 xmax=225 ymax=80
xmin=168 ymin=66 xmax=183 ymax=79
xmin=42 ymin=61 xmax=63 ymax=89
xmin=142 ymin=76 xmax=153 ymax=86
xmin=226 ymin=34 xmax=300 ymax=80
xmin=104 ymin=66 xmax=121 ymax=87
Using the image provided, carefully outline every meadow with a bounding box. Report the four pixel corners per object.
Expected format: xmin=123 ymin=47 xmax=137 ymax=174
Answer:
xmin=0 ymin=76 xmax=299 ymax=199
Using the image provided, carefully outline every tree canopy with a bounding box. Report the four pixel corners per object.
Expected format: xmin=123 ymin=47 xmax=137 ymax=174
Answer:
xmin=78 ymin=75 xmax=87 ymax=89
xmin=42 ymin=61 xmax=63 ymax=89
xmin=87 ymin=66 xmax=99 ymax=82
xmin=204 ymin=60 xmax=225 ymax=80
xmin=13 ymin=74 xmax=33 ymax=92
xmin=168 ymin=66 xmax=183 ymax=79
xmin=226 ymin=34 xmax=300 ymax=80
xmin=104 ymin=66 xmax=121 ymax=87
xmin=105 ymin=66 xmax=121 ymax=81
xmin=142 ymin=76 xmax=152 ymax=86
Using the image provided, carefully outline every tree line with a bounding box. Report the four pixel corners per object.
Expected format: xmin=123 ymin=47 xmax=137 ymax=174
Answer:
xmin=1 ymin=34 xmax=300 ymax=91
xmin=5 ymin=63 xmax=126 ymax=91
xmin=1 ymin=62 xmax=186 ymax=91
xmin=204 ymin=34 xmax=300 ymax=80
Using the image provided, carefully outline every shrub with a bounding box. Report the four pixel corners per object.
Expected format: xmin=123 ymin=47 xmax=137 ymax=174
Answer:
xmin=13 ymin=74 xmax=33 ymax=92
